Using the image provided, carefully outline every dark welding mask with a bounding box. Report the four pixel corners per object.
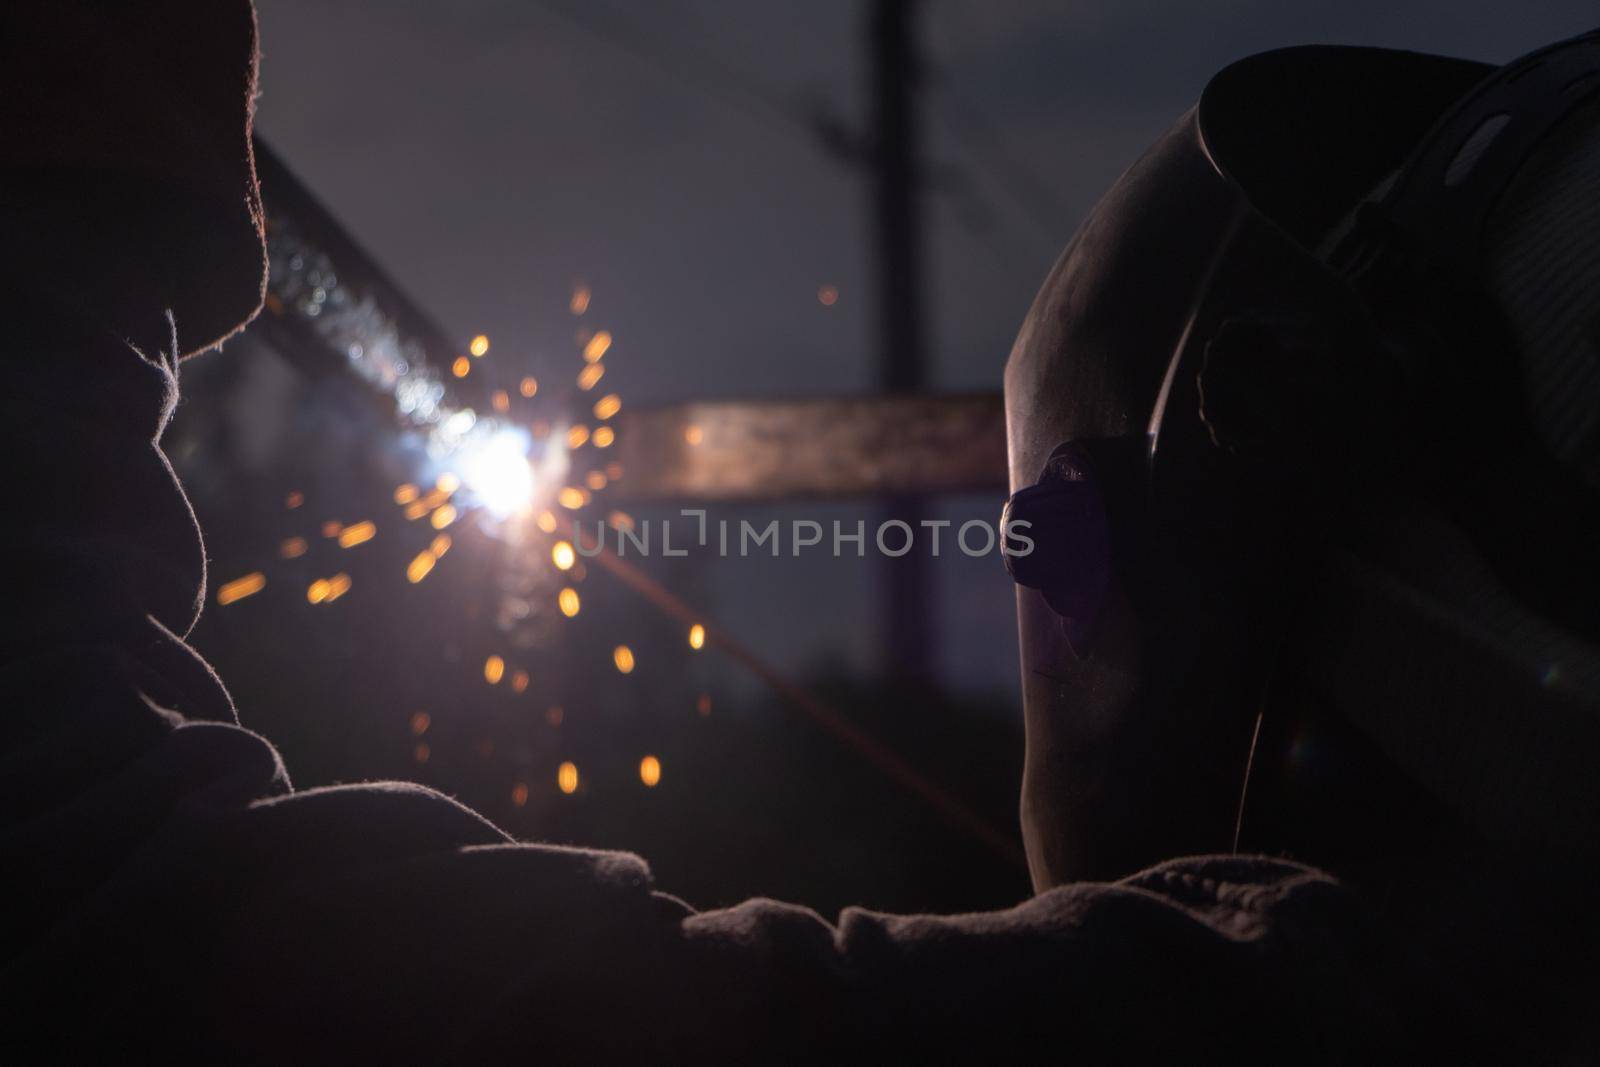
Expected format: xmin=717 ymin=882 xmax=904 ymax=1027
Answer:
xmin=1003 ymin=33 xmax=1600 ymax=890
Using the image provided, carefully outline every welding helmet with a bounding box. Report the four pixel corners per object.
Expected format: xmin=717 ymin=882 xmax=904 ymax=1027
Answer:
xmin=1002 ymin=34 xmax=1600 ymax=890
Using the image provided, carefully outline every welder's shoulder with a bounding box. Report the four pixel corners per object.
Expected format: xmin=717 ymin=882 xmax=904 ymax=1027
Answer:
xmin=0 ymin=635 xmax=513 ymax=864
xmin=0 ymin=641 xmax=285 ymax=829
xmin=3 ymin=642 xmax=673 ymax=1061
xmin=224 ymin=791 xmax=671 ymax=1061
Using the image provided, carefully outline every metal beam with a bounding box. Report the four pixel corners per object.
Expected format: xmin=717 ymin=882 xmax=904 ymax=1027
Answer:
xmin=250 ymin=137 xmax=1009 ymax=504
xmin=608 ymin=393 xmax=1007 ymax=502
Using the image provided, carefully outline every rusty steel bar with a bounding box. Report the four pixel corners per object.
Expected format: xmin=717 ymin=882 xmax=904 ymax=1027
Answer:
xmin=608 ymin=393 xmax=1008 ymax=502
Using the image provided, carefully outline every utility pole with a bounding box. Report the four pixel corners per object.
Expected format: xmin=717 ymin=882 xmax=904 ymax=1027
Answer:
xmin=869 ymin=0 xmax=933 ymax=681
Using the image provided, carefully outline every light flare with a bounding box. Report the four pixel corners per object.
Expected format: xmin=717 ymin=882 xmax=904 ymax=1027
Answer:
xmin=406 ymin=550 xmax=437 ymax=583
xmin=552 ymin=541 xmax=576 ymax=570
xmin=639 ymin=755 xmax=662 ymax=787
xmin=217 ymin=573 xmax=266 ymax=606
xmin=337 ymin=521 xmax=376 ymax=548
xmin=456 ymin=428 xmax=537 ymax=518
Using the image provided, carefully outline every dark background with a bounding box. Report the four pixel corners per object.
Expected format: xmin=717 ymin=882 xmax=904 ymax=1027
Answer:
xmin=169 ymin=1 xmax=1598 ymax=917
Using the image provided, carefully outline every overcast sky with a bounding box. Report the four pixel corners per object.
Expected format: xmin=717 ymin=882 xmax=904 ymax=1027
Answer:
xmin=252 ymin=0 xmax=1600 ymax=698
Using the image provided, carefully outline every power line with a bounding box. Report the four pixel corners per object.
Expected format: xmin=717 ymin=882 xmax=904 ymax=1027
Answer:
xmin=922 ymin=0 xmax=1073 ymax=248
xmin=928 ymin=88 xmax=1072 ymax=248
xmin=526 ymin=0 xmax=1055 ymax=263
xmin=524 ymin=0 xmax=821 ymax=144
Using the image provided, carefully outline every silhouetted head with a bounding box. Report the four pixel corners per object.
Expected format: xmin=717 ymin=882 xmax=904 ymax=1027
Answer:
xmin=0 ymin=0 xmax=266 ymax=357
xmin=1004 ymin=34 xmax=1600 ymax=891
